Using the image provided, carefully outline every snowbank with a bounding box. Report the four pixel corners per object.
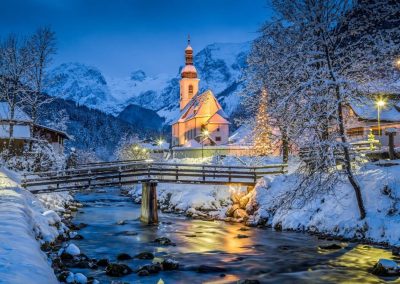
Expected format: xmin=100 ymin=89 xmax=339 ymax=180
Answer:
xmin=247 ymin=161 xmax=400 ymax=246
xmin=129 ymin=183 xmax=240 ymax=219
xmin=0 ymin=168 xmax=65 ymax=284
xmin=37 ymin=191 xmax=74 ymax=212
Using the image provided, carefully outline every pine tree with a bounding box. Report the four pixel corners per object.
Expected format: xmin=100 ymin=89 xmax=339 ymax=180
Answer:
xmin=252 ymin=89 xmax=273 ymax=156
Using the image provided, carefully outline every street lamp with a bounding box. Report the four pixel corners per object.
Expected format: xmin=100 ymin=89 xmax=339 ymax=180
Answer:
xmin=201 ymin=130 xmax=209 ymax=159
xmin=157 ymin=139 xmax=164 ymax=149
xmin=376 ymin=99 xmax=386 ymax=137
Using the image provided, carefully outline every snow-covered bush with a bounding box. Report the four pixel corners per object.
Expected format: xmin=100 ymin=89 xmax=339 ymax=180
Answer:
xmin=1 ymin=141 xmax=65 ymax=172
xmin=114 ymin=134 xmax=149 ymax=160
xmin=74 ymin=148 xmax=102 ymax=165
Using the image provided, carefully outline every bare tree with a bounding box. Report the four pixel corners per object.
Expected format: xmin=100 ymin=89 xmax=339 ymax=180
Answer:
xmin=0 ymin=35 xmax=30 ymax=139
xmin=25 ymin=27 xmax=57 ymax=124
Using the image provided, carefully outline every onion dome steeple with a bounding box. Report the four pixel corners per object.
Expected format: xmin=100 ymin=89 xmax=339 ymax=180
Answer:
xmin=181 ymin=35 xmax=198 ymax=79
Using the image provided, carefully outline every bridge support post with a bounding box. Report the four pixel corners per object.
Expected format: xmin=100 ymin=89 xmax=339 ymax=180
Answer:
xmin=140 ymin=181 xmax=158 ymax=224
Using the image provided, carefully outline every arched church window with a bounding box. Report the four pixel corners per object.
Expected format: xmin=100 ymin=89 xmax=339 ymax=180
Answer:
xmin=188 ymin=85 xmax=193 ymax=95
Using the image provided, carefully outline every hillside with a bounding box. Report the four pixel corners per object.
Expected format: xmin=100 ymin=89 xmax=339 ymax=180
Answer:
xmin=38 ymin=97 xmax=157 ymax=160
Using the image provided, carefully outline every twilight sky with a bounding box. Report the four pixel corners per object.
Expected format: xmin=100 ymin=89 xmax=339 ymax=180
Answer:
xmin=0 ymin=0 xmax=272 ymax=77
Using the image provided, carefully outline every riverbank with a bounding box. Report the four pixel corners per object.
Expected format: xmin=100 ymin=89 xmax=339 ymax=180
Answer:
xmin=0 ymin=168 xmax=65 ymax=284
xmin=127 ymin=160 xmax=400 ymax=248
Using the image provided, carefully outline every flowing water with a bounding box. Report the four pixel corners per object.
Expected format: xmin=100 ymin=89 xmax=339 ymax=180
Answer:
xmin=70 ymin=188 xmax=398 ymax=284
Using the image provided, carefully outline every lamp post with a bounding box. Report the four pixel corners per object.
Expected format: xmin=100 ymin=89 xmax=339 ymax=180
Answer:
xmin=201 ymin=130 xmax=209 ymax=159
xmin=376 ymin=99 xmax=385 ymax=137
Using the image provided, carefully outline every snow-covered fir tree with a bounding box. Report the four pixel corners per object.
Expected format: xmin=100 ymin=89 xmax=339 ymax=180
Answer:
xmin=252 ymin=89 xmax=273 ymax=156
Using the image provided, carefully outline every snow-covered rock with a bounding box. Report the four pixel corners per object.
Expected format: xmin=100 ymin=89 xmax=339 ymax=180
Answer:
xmin=64 ymin=243 xmax=81 ymax=256
xmin=42 ymin=210 xmax=61 ymax=225
xmin=37 ymin=192 xmax=74 ymax=212
xmin=73 ymin=272 xmax=88 ymax=284
xmin=371 ymin=259 xmax=400 ymax=276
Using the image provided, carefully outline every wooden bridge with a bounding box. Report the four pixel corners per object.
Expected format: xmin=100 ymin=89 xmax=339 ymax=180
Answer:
xmin=22 ymin=161 xmax=287 ymax=224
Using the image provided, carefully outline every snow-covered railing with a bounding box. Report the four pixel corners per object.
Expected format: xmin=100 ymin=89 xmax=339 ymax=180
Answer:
xmin=21 ymin=161 xmax=288 ymax=193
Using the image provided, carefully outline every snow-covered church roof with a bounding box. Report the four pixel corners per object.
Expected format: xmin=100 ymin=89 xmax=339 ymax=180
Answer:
xmin=180 ymin=65 xmax=197 ymax=76
xmin=172 ymin=90 xmax=229 ymax=125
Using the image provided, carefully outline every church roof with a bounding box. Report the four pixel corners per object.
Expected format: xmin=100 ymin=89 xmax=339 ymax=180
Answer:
xmin=181 ymin=65 xmax=197 ymax=75
xmin=171 ymin=90 xmax=229 ymax=124
xmin=206 ymin=111 xmax=230 ymax=124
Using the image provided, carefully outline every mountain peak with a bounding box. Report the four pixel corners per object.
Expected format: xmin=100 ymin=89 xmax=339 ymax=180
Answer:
xmin=130 ymin=70 xmax=147 ymax=82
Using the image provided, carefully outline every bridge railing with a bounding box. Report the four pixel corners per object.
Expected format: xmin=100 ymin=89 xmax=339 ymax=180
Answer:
xmin=22 ymin=162 xmax=288 ymax=193
xmin=76 ymin=159 xmax=147 ymax=169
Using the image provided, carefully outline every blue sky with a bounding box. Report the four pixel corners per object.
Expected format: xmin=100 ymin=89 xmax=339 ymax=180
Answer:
xmin=0 ymin=0 xmax=272 ymax=77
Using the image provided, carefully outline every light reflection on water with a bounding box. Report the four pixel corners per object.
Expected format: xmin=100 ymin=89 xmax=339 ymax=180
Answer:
xmin=70 ymin=188 xmax=398 ymax=284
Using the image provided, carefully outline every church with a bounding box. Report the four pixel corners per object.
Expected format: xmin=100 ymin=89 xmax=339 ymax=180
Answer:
xmin=171 ymin=39 xmax=230 ymax=147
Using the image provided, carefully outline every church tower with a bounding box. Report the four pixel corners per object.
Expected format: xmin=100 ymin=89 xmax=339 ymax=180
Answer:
xmin=180 ymin=36 xmax=200 ymax=110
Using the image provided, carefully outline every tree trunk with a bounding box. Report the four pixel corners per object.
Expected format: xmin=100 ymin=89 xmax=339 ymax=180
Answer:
xmin=336 ymin=89 xmax=366 ymax=220
xmin=282 ymin=128 xmax=289 ymax=164
xmin=323 ymin=41 xmax=367 ymax=220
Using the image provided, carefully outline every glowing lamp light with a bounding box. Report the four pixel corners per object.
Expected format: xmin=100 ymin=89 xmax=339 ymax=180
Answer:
xmin=134 ymin=146 xmax=139 ymax=151
xmin=376 ymin=100 xmax=385 ymax=107
xmin=202 ymin=130 xmax=209 ymax=136
xmin=157 ymin=139 xmax=164 ymax=146
xmin=142 ymin=148 xmax=147 ymax=152
xmin=396 ymin=58 xmax=400 ymax=68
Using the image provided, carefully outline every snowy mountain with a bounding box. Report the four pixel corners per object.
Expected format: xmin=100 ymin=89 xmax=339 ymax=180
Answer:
xmin=47 ymin=42 xmax=251 ymax=125
xmin=46 ymin=63 xmax=118 ymax=113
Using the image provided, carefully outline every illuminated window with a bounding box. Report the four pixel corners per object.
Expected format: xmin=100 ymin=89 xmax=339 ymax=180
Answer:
xmin=188 ymin=85 xmax=193 ymax=95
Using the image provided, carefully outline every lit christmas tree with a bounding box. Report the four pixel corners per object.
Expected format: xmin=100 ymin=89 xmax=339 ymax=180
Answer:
xmin=252 ymin=89 xmax=273 ymax=156
xmin=367 ymin=129 xmax=376 ymax=151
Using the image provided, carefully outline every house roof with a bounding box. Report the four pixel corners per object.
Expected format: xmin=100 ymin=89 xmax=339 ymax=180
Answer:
xmin=0 ymin=102 xmax=70 ymax=139
xmin=34 ymin=124 xmax=70 ymax=140
xmin=0 ymin=102 xmax=32 ymax=122
xmin=350 ymin=98 xmax=400 ymax=122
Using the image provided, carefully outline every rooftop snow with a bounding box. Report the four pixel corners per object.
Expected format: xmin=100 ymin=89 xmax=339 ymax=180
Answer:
xmin=0 ymin=102 xmax=32 ymax=121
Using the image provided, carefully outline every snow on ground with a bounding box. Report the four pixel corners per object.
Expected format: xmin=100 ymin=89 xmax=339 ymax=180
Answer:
xmin=129 ymin=182 xmax=237 ymax=219
xmin=37 ymin=192 xmax=74 ymax=212
xmin=246 ymin=161 xmax=400 ymax=246
xmin=0 ymin=168 xmax=68 ymax=284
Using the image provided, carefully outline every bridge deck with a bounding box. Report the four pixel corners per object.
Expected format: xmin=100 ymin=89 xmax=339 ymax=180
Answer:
xmin=22 ymin=161 xmax=288 ymax=193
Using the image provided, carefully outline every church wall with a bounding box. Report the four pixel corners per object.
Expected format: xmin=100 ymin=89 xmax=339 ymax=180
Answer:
xmin=207 ymin=123 xmax=229 ymax=145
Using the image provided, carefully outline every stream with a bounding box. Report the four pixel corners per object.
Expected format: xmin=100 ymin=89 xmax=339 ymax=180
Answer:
xmin=69 ymin=188 xmax=397 ymax=284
